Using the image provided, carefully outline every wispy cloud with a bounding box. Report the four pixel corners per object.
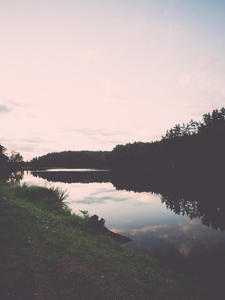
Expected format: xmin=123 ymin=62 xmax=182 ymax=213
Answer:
xmin=0 ymin=136 xmax=58 ymax=159
xmin=111 ymin=225 xmax=170 ymax=235
xmin=6 ymin=100 xmax=28 ymax=108
xmin=75 ymin=189 xmax=131 ymax=204
xmin=65 ymin=127 xmax=126 ymax=136
xmin=130 ymin=225 xmax=170 ymax=235
xmin=75 ymin=195 xmax=130 ymax=204
xmin=64 ymin=127 xmax=130 ymax=142
xmin=0 ymin=100 xmax=30 ymax=116
xmin=0 ymin=104 xmax=12 ymax=114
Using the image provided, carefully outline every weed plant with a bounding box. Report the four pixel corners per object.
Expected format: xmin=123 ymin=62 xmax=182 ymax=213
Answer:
xmin=0 ymin=182 xmax=206 ymax=299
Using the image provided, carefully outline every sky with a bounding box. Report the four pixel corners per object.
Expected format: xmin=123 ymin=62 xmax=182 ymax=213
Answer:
xmin=1 ymin=0 xmax=225 ymax=161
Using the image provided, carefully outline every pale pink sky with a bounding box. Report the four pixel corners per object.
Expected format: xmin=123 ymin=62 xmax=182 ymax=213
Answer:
xmin=1 ymin=0 xmax=225 ymax=160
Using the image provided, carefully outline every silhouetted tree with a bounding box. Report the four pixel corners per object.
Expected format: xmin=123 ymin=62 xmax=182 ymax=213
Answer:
xmin=9 ymin=151 xmax=23 ymax=164
xmin=0 ymin=144 xmax=8 ymax=169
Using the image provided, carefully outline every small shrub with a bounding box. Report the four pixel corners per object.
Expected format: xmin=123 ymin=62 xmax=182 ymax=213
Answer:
xmin=12 ymin=184 xmax=69 ymax=213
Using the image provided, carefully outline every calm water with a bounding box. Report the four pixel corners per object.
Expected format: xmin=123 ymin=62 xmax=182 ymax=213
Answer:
xmin=19 ymin=169 xmax=225 ymax=282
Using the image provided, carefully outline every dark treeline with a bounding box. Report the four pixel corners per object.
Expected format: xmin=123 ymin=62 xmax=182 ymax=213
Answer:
xmin=30 ymin=150 xmax=111 ymax=169
xmin=30 ymin=107 xmax=225 ymax=179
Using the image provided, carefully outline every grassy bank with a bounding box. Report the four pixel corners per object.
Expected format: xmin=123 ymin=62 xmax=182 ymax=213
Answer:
xmin=0 ymin=182 xmax=206 ymax=299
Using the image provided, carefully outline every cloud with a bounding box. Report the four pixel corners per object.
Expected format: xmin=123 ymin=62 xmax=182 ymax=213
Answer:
xmin=0 ymin=136 xmax=58 ymax=160
xmin=7 ymin=100 xmax=28 ymax=108
xmin=0 ymin=101 xmax=30 ymax=118
xmin=0 ymin=104 xmax=12 ymax=114
xmin=178 ymin=242 xmax=193 ymax=257
xmin=130 ymin=225 xmax=170 ymax=235
xmin=156 ymin=218 xmax=225 ymax=257
xmin=75 ymin=194 xmax=131 ymax=205
xmin=110 ymin=225 xmax=170 ymax=236
xmin=138 ymin=193 xmax=161 ymax=204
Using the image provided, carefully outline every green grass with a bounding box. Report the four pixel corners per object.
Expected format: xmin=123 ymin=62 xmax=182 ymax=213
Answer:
xmin=0 ymin=182 xmax=206 ymax=299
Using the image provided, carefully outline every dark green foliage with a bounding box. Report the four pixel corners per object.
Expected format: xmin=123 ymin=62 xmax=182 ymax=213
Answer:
xmin=12 ymin=184 xmax=69 ymax=213
xmin=30 ymin=150 xmax=111 ymax=169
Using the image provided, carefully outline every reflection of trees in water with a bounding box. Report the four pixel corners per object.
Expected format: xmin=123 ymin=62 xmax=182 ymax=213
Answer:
xmin=31 ymin=170 xmax=111 ymax=184
xmin=199 ymin=200 xmax=225 ymax=231
xmin=9 ymin=170 xmax=24 ymax=183
xmin=2 ymin=170 xmax=24 ymax=183
xmin=161 ymin=189 xmax=225 ymax=231
xmin=112 ymin=170 xmax=225 ymax=232
xmin=161 ymin=196 xmax=201 ymax=220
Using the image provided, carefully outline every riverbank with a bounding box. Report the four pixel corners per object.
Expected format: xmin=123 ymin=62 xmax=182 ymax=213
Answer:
xmin=0 ymin=182 xmax=207 ymax=299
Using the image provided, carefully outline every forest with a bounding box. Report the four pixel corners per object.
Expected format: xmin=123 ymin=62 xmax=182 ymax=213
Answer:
xmin=1 ymin=107 xmax=225 ymax=180
xmin=28 ymin=107 xmax=225 ymax=179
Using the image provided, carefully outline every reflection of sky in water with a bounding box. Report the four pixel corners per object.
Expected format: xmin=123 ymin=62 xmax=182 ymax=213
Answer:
xmin=21 ymin=171 xmax=225 ymax=276
xmin=125 ymin=217 xmax=225 ymax=256
xmin=22 ymin=172 xmax=185 ymax=230
xmin=65 ymin=182 xmax=185 ymax=231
